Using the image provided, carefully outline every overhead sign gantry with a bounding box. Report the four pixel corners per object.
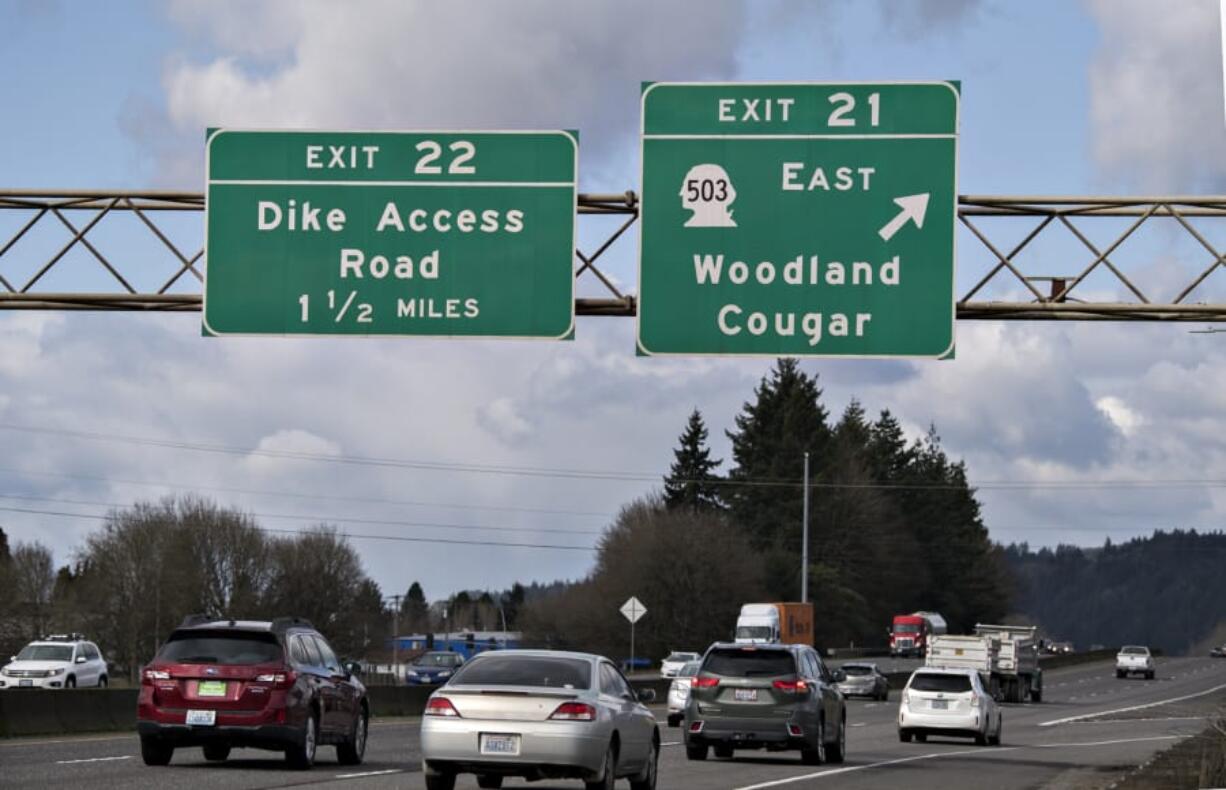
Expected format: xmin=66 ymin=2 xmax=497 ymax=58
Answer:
xmin=636 ymin=81 xmax=959 ymax=357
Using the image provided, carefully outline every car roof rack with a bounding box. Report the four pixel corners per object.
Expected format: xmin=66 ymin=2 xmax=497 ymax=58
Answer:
xmin=270 ymin=617 xmax=314 ymax=633
xmin=42 ymin=633 xmax=86 ymax=642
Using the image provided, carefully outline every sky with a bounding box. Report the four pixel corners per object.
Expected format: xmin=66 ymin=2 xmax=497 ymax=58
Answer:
xmin=3 ymin=0 xmax=1226 ymax=605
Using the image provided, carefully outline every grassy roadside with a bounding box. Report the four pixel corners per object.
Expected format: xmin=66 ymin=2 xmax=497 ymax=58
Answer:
xmin=1110 ymin=713 xmax=1226 ymax=789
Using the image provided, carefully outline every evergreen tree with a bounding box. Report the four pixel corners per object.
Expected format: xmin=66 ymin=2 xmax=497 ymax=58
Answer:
xmin=401 ymin=581 xmax=430 ymax=633
xmin=663 ymin=409 xmax=724 ymax=512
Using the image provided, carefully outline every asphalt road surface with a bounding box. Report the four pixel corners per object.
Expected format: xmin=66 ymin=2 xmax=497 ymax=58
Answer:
xmin=3 ymin=658 xmax=1224 ymax=790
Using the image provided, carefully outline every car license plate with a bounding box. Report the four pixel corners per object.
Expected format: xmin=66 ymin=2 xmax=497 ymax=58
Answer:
xmin=197 ymin=681 xmax=227 ymax=697
xmin=480 ymin=733 xmax=520 ymax=756
xmin=931 ymin=699 xmax=948 ymax=710
xmin=734 ymin=689 xmax=758 ymax=702
xmin=185 ymin=709 xmax=216 ymax=726
xmin=19 ymin=679 xmax=33 ymax=687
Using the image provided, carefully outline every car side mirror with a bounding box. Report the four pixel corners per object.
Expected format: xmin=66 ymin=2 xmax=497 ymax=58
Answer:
xmin=75 ymin=656 xmax=87 ymax=664
xmin=636 ymin=688 xmax=656 ymax=703
xmin=832 ymin=670 xmax=846 ymax=682
xmin=346 ymin=661 xmax=362 ymax=678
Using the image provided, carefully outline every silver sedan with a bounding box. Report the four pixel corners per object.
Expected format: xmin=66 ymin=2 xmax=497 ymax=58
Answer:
xmin=420 ymin=649 xmax=659 ymax=790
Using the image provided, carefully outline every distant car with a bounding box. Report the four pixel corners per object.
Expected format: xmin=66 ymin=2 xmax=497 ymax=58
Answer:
xmin=835 ymin=662 xmax=889 ymax=700
xmin=419 ymin=649 xmax=659 ymax=790
xmin=898 ymin=668 xmax=1002 ymax=746
xmin=137 ymin=616 xmax=368 ymax=769
xmin=0 ymin=634 xmax=107 ymax=689
xmin=1116 ymin=645 xmax=1155 ymax=679
xmin=684 ymin=642 xmax=846 ymax=765
xmin=1210 ymin=646 xmax=1225 ymax=659
xmin=406 ymin=651 xmax=466 ymax=685
xmin=660 ymin=651 xmax=700 ymax=678
xmin=667 ymin=660 xmax=701 ymax=727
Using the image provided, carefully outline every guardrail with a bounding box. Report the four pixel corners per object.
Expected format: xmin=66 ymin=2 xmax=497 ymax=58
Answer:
xmin=0 ymin=678 xmax=677 ymax=738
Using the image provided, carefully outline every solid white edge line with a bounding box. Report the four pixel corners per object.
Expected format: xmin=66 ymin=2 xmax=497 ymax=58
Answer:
xmin=54 ymin=756 xmax=132 ymax=765
xmin=334 ymin=768 xmax=403 ymax=779
xmin=1039 ymin=681 xmax=1226 ymax=727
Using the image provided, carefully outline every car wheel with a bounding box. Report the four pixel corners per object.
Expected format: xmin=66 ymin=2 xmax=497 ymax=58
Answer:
xmin=667 ymin=714 xmax=681 ymax=728
xmin=477 ymin=776 xmax=503 ymax=789
xmin=285 ymin=712 xmax=318 ymax=770
xmin=1147 ymin=671 xmax=1155 ymax=680
xmin=989 ymin=717 xmax=1003 ymax=746
xmin=685 ymin=744 xmax=708 ymax=761
xmin=203 ymin=743 xmax=231 ymax=761
xmin=801 ymin=718 xmax=826 ymax=765
xmin=630 ymin=740 xmax=658 ymax=790
xmin=714 ymin=745 xmax=734 ymax=759
xmin=1116 ymin=670 xmax=1125 ymax=679
xmin=826 ymin=715 xmax=846 ymax=764
xmin=65 ymin=676 xmax=76 ymax=689
xmin=337 ymin=704 xmax=368 ymax=765
xmin=140 ymin=735 xmax=174 ymax=766
xmin=424 ymin=765 xmax=457 ymax=790
xmin=98 ymin=675 xmax=108 ymax=689
xmin=899 ymin=729 xmax=913 ymax=743
xmin=915 ymin=733 xmax=927 ymax=743
xmin=584 ymin=743 xmax=616 ymax=790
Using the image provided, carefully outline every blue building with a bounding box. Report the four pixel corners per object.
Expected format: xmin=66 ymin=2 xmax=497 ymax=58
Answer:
xmin=393 ymin=631 xmax=522 ymax=661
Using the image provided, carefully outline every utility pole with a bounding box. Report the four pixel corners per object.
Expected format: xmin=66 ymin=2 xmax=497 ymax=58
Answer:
xmin=387 ymin=594 xmax=403 ymax=682
xmin=801 ymin=452 xmax=810 ymax=603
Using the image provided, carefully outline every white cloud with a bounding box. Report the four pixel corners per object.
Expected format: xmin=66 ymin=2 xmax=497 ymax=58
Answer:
xmin=1095 ymin=395 xmax=1143 ymax=436
xmin=1086 ymin=0 xmax=1226 ymax=191
xmin=476 ymin=398 xmax=534 ymax=446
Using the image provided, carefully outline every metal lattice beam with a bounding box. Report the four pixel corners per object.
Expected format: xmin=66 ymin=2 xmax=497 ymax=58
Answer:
xmin=4 ymin=190 xmax=1226 ymax=321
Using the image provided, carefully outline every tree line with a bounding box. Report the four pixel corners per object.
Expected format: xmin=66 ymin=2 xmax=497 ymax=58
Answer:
xmin=520 ymin=359 xmax=1011 ymax=660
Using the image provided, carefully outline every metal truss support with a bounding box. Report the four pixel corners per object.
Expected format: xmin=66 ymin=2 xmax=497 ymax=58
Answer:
xmin=3 ymin=190 xmax=1226 ymax=321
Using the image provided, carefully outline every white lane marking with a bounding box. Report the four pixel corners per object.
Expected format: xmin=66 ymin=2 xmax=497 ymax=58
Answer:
xmin=1040 ymin=681 xmax=1226 ymax=727
xmin=662 ymin=741 xmax=682 ymax=746
xmin=0 ymin=734 xmax=134 ymax=749
xmin=334 ymin=769 xmax=402 ymax=779
xmin=851 ymin=723 xmax=867 ymax=727
xmin=55 ymin=756 xmax=132 ymax=765
xmin=1067 ymin=716 xmax=1208 ymax=724
xmin=730 ymin=734 xmax=1189 ymax=789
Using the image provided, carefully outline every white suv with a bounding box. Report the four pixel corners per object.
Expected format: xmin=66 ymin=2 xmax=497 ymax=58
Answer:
xmin=0 ymin=635 xmax=108 ymax=689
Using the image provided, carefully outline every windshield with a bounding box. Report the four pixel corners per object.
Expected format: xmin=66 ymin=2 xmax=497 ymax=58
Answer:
xmin=450 ymin=655 xmax=591 ymax=689
xmin=704 ymin=647 xmax=795 ymax=677
xmin=1121 ymin=646 xmax=1149 ymax=655
xmin=910 ymin=673 xmax=973 ymax=693
xmin=415 ymin=653 xmax=462 ymax=668
xmin=157 ymin=631 xmax=282 ymax=665
xmin=734 ymin=626 xmax=774 ymax=641
xmin=16 ymin=645 xmax=73 ymax=662
xmin=679 ymin=661 xmax=700 ymax=677
xmin=842 ymin=665 xmax=872 ymax=676
xmin=894 ymin=624 xmax=920 ymax=633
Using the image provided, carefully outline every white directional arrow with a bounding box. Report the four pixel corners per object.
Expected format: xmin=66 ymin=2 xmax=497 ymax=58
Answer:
xmin=877 ymin=193 xmax=930 ymax=242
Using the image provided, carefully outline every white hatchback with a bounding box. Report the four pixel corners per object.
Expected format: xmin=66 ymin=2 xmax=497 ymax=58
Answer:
xmin=898 ymin=668 xmax=1001 ymax=746
xmin=0 ymin=635 xmax=108 ymax=690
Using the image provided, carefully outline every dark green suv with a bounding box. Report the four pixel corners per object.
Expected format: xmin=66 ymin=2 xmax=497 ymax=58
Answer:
xmin=683 ymin=642 xmax=846 ymax=765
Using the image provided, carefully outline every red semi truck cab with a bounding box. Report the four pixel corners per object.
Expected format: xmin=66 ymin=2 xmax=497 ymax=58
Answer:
xmin=889 ymin=612 xmax=947 ymax=657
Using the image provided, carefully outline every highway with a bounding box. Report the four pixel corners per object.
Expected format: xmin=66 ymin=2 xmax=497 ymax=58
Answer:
xmin=2 ymin=658 xmax=1223 ymax=789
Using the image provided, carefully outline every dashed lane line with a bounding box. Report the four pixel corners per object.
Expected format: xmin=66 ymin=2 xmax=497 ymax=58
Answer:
xmin=334 ymin=769 xmax=402 ymax=779
xmin=1039 ymin=681 xmax=1226 ymax=727
xmin=55 ymin=756 xmax=132 ymax=765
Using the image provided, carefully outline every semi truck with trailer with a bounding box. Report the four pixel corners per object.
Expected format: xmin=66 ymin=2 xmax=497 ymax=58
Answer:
xmin=889 ymin=611 xmax=948 ymax=657
xmin=734 ymin=602 xmax=815 ymax=645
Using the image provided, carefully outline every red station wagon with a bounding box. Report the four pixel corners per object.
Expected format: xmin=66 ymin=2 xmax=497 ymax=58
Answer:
xmin=137 ymin=616 xmax=368 ymax=769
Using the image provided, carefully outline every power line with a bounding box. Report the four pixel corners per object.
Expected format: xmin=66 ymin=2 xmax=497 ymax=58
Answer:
xmin=3 ymin=421 xmax=1226 ymax=492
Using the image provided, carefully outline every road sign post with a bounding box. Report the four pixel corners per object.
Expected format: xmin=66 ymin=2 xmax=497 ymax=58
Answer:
xmin=620 ymin=596 xmax=647 ymax=673
xmin=204 ymin=129 xmax=577 ymax=338
xmin=637 ymin=82 xmax=959 ymax=357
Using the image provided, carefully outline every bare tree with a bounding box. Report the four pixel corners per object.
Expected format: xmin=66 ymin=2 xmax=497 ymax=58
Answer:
xmin=10 ymin=542 xmax=55 ymax=640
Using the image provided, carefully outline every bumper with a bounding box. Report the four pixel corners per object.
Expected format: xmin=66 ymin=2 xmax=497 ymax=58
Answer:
xmin=137 ymin=720 xmax=303 ymax=750
xmin=684 ymin=715 xmax=808 ymax=750
xmin=898 ymin=707 xmax=982 ymax=736
xmin=0 ymin=676 xmax=69 ymax=689
xmin=667 ymin=692 xmax=690 ymax=715
xmin=420 ymin=717 xmax=607 ymax=777
xmin=1116 ymin=664 xmax=1152 ymax=673
xmin=836 ymin=684 xmax=878 ymax=697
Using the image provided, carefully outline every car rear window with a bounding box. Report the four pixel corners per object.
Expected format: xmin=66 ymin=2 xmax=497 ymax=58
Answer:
xmin=1121 ymin=646 xmax=1148 ymax=655
xmin=703 ymin=648 xmax=796 ymax=677
xmin=157 ymin=630 xmax=283 ymax=665
xmin=450 ymin=655 xmax=591 ymax=689
xmin=679 ymin=661 xmax=700 ymax=677
xmin=843 ymin=665 xmax=871 ymax=676
xmin=910 ymin=673 xmax=972 ymax=693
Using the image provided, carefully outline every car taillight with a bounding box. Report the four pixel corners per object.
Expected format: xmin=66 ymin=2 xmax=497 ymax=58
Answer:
xmin=549 ymin=702 xmax=596 ymax=721
xmin=772 ymin=679 xmax=809 ymax=694
xmin=971 ymin=694 xmax=981 ymax=707
xmin=692 ymin=676 xmax=719 ymax=689
xmin=254 ymin=670 xmax=296 ymax=689
xmin=143 ymin=669 xmax=170 ymax=682
xmin=424 ymin=697 xmax=461 ymax=718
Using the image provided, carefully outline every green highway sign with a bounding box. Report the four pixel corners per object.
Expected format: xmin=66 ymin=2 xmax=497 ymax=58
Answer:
xmin=637 ymin=82 xmax=959 ymax=357
xmin=204 ymin=130 xmax=577 ymax=338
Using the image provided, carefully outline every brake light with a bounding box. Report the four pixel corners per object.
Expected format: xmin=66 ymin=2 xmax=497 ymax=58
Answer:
xmin=692 ymin=676 xmax=720 ymax=689
xmin=143 ymin=669 xmax=170 ymax=682
xmin=549 ymin=702 xmax=596 ymax=721
xmin=971 ymin=694 xmax=981 ymax=707
xmin=424 ymin=697 xmax=461 ymax=718
xmin=772 ymin=679 xmax=810 ymax=694
xmin=254 ymin=670 xmax=296 ymax=689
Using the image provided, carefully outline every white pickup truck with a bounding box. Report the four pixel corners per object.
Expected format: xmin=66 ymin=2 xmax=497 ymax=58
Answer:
xmin=1116 ymin=645 xmax=1155 ymax=679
